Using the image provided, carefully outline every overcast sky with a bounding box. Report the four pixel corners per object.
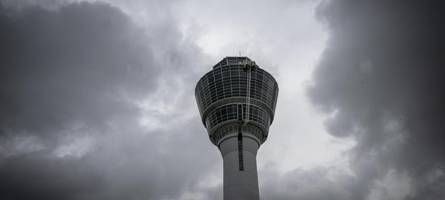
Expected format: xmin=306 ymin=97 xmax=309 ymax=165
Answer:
xmin=0 ymin=0 xmax=444 ymax=199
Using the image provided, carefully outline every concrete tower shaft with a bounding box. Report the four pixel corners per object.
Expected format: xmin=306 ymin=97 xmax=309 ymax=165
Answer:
xmin=195 ymin=57 xmax=278 ymax=200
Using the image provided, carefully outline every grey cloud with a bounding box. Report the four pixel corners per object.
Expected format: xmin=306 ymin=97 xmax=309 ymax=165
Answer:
xmin=8 ymin=0 xmax=444 ymax=199
xmin=0 ymin=122 xmax=219 ymax=200
xmin=0 ymin=1 xmax=156 ymax=139
xmin=308 ymin=0 xmax=445 ymax=199
xmin=0 ymin=150 xmax=105 ymax=200
xmin=261 ymin=166 xmax=357 ymax=200
xmin=0 ymin=1 xmax=218 ymax=200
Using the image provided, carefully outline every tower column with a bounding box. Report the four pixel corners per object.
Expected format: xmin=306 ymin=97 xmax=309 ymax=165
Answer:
xmin=219 ymin=135 xmax=260 ymax=200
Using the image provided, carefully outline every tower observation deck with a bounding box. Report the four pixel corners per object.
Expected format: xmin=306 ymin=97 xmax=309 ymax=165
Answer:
xmin=195 ymin=57 xmax=279 ymax=200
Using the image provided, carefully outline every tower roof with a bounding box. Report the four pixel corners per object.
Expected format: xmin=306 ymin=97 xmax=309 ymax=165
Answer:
xmin=212 ymin=57 xmax=253 ymax=69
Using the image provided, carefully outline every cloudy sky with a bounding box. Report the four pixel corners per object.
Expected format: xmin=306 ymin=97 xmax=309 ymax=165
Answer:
xmin=0 ymin=0 xmax=444 ymax=199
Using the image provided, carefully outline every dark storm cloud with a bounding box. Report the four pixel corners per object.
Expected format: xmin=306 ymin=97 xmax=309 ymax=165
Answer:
xmin=0 ymin=150 xmax=104 ymax=200
xmin=307 ymin=0 xmax=445 ymax=199
xmin=0 ymin=1 xmax=156 ymax=138
xmin=0 ymin=1 xmax=218 ymax=200
xmin=0 ymin=122 xmax=218 ymax=200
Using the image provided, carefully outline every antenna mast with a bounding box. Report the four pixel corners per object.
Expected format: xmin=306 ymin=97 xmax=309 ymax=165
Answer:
xmin=242 ymin=59 xmax=256 ymax=124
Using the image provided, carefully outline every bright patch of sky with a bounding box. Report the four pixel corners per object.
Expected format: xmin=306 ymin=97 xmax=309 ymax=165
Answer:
xmin=174 ymin=0 xmax=355 ymax=172
xmin=106 ymin=0 xmax=355 ymax=173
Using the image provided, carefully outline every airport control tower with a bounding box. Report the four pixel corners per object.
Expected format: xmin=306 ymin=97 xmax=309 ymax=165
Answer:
xmin=195 ymin=57 xmax=279 ymax=200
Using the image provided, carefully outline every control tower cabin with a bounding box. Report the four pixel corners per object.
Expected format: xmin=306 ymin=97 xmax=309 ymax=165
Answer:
xmin=195 ymin=57 xmax=279 ymax=200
